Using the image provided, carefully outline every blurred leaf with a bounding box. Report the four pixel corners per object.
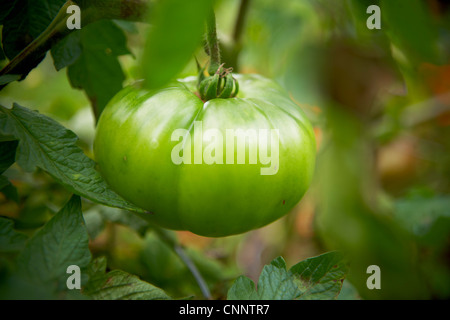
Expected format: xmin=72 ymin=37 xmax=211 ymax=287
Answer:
xmin=394 ymin=195 xmax=450 ymax=299
xmin=337 ymin=280 xmax=360 ymax=300
xmin=290 ymin=251 xmax=348 ymax=300
xmin=100 ymin=207 xmax=149 ymax=236
xmin=394 ymin=195 xmax=450 ymax=236
xmin=140 ymin=231 xmax=234 ymax=298
xmin=227 ymin=253 xmax=348 ymax=300
xmin=140 ymin=232 xmax=186 ymax=287
xmin=381 ymin=0 xmax=442 ymax=64
xmin=0 ymin=103 xmax=147 ymax=213
xmin=0 ymin=217 xmax=28 ymax=253
xmin=82 ymin=207 xmax=106 ymax=240
xmin=84 ymin=257 xmax=171 ymax=300
xmin=67 ymin=20 xmax=130 ymax=118
xmin=0 ymin=181 xmax=19 ymax=203
xmin=142 ymin=0 xmax=212 ymax=89
xmin=418 ymin=216 xmax=450 ymax=298
xmin=84 ymin=205 xmax=150 ymax=240
xmin=316 ymin=109 xmax=430 ymax=299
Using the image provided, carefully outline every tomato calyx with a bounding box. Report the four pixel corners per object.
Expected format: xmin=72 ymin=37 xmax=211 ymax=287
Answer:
xmin=197 ymin=63 xmax=239 ymax=101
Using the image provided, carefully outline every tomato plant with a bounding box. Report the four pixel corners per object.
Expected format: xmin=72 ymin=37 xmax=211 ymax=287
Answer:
xmin=1 ymin=0 xmax=450 ymax=305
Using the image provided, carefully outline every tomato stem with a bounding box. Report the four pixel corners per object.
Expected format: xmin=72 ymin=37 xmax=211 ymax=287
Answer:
xmin=205 ymin=8 xmax=221 ymax=75
xmin=199 ymin=7 xmax=240 ymax=100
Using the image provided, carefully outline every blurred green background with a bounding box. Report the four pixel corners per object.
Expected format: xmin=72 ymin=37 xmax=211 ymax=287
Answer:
xmin=1 ymin=0 xmax=449 ymax=299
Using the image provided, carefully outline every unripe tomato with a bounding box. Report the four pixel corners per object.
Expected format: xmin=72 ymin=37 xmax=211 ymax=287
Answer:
xmin=94 ymin=74 xmax=316 ymax=237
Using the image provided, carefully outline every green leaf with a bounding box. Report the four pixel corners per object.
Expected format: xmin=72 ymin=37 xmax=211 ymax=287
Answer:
xmin=0 ymin=140 xmax=18 ymax=173
xmin=83 ymin=206 xmax=150 ymax=240
xmin=51 ymin=30 xmax=82 ymax=71
xmin=0 ymin=74 xmax=21 ymax=86
xmin=256 ymin=258 xmax=301 ymax=300
xmin=394 ymin=195 xmax=450 ymax=236
xmin=227 ymin=253 xmax=348 ymax=300
xmin=290 ymin=251 xmax=348 ymax=300
xmin=0 ymin=217 xmax=28 ymax=253
xmin=100 ymin=206 xmax=149 ymax=236
xmin=381 ymin=0 xmax=442 ymax=64
xmin=2 ymin=0 xmax=66 ymax=59
xmin=16 ymin=195 xmax=91 ymax=290
xmin=142 ymin=0 xmax=212 ymax=89
xmin=227 ymin=257 xmax=300 ymax=300
xmin=67 ymin=20 xmax=130 ymax=118
xmin=227 ymin=276 xmax=258 ymax=300
xmin=84 ymin=257 xmax=171 ymax=300
xmin=337 ymin=280 xmax=360 ymax=300
xmin=82 ymin=207 xmax=107 ymax=240
xmin=0 ymin=0 xmax=18 ymax=25
xmin=0 ymin=103 xmax=146 ymax=213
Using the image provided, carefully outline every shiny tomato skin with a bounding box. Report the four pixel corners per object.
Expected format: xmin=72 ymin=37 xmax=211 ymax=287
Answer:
xmin=94 ymin=74 xmax=316 ymax=237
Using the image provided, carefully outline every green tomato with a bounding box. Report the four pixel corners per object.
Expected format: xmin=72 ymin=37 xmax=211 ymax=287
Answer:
xmin=94 ymin=74 xmax=316 ymax=237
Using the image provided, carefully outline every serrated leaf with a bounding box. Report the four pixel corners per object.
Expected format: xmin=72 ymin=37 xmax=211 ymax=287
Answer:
xmin=16 ymin=195 xmax=91 ymax=289
xmin=142 ymin=0 xmax=212 ymax=89
xmin=290 ymin=251 xmax=348 ymax=300
xmin=227 ymin=253 xmax=348 ymax=300
xmin=257 ymin=259 xmax=301 ymax=300
xmin=227 ymin=276 xmax=258 ymax=300
xmin=67 ymin=20 xmax=130 ymax=118
xmin=227 ymin=257 xmax=300 ymax=300
xmin=84 ymin=257 xmax=171 ymax=300
xmin=0 ymin=217 xmax=28 ymax=253
xmin=0 ymin=103 xmax=146 ymax=213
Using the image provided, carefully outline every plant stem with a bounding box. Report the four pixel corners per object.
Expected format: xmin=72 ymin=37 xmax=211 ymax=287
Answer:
xmin=152 ymin=226 xmax=212 ymax=300
xmin=174 ymin=245 xmax=212 ymax=300
xmin=205 ymin=8 xmax=221 ymax=75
